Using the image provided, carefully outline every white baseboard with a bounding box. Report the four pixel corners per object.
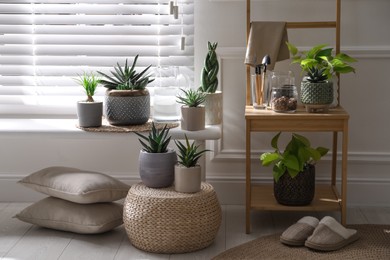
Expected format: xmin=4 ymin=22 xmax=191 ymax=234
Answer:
xmin=2 ymin=174 xmax=389 ymax=207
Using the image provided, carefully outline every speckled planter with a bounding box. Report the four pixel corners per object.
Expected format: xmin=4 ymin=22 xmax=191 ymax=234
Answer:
xmin=105 ymin=89 xmax=150 ymax=126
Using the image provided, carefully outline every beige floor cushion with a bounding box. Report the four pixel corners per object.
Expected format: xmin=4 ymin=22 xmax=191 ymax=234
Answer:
xmin=14 ymin=197 xmax=124 ymax=234
xmin=19 ymin=166 xmax=130 ymax=204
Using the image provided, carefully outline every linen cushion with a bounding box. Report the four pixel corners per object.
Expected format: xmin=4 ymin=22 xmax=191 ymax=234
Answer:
xmin=14 ymin=197 xmax=123 ymax=234
xmin=18 ymin=166 xmax=130 ymax=204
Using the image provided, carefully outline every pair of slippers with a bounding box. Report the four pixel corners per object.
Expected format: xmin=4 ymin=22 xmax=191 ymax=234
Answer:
xmin=280 ymin=216 xmax=359 ymax=251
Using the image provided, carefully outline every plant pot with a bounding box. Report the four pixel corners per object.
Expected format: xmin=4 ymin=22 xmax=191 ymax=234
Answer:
xmin=139 ymin=148 xmax=177 ymax=188
xmin=105 ymin=89 xmax=150 ymax=126
xmin=180 ymin=106 xmax=205 ymax=131
xmin=301 ymin=80 xmax=333 ymax=113
xmin=204 ymin=91 xmax=222 ymax=125
xmin=77 ymin=101 xmax=103 ymax=128
xmin=273 ymin=164 xmax=315 ymax=206
xmin=174 ymin=164 xmax=201 ymax=193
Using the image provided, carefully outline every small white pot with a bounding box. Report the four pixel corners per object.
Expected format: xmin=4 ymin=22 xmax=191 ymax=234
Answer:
xmin=180 ymin=106 xmax=205 ymax=131
xmin=174 ymin=164 xmax=201 ymax=193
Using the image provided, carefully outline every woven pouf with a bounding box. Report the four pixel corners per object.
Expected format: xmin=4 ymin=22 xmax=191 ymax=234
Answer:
xmin=123 ymin=182 xmax=222 ymax=254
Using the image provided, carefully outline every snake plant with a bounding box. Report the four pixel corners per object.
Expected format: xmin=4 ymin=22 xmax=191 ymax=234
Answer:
xmin=199 ymin=42 xmax=219 ymax=93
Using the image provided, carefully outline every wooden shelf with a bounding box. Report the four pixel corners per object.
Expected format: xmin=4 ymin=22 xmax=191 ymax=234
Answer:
xmin=250 ymin=184 xmax=341 ymax=212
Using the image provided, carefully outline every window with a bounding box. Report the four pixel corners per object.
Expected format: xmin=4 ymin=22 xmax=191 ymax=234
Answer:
xmin=0 ymin=0 xmax=194 ymax=116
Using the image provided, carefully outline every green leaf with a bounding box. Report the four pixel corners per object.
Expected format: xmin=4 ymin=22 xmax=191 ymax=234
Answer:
xmin=286 ymin=42 xmax=298 ymax=56
xmin=271 ymin=132 xmax=281 ymax=150
xmin=283 ymin=154 xmax=300 ymax=172
xmin=316 ymin=146 xmax=329 ymax=157
xmin=273 ymin=163 xmax=286 ymax=183
xmin=260 ymin=152 xmax=279 ymax=166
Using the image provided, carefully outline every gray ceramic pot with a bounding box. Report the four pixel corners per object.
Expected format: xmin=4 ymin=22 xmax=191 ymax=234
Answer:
xmin=180 ymin=106 xmax=205 ymax=131
xmin=77 ymin=101 xmax=103 ymax=128
xmin=139 ymin=148 xmax=177 ymax=188
xmin=105 ymin=89 xmax=150 ymax=126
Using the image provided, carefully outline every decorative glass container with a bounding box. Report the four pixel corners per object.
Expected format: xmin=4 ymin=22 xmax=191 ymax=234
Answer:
xmin=270 ymin=71 xmax=298 ymax=113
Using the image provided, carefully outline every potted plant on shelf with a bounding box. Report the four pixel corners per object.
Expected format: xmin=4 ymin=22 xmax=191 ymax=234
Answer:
xmin=176 ymin=88 xmax=206 ymax=131
xmin=286 ymin=42 xmax=357 ymax=113
xmin=135 ymin=122 xmax=177 ymax=188
xmin=174 ymin=134 xmax=209 ymax=193
xmin=198 ymin=41 xmax=222 ymax=125
xmin=98 ymin=55 xmax=154 ymax=126
xmin=74 ymin=72 xmax=102 ymax=128
xmin=260 ymin=132 xmax=329 ymax=206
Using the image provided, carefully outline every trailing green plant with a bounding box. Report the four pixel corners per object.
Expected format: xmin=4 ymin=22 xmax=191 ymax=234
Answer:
xmin=199 ymin=41 xmax=219 ymax=93
xmin=286 ymin=42 xmax=357 ymax=83
xmin=135 ymin=122 xmax=171 ymax=153
xmin=74 ymin=72 xmax=100 ymax=102
xmin=98 ymin=55 xmax=154 ymax=90
xmin=260 ymin=132 xmax=329 ymax=182
xmin=174 ymin=135 xmax=209 ymax=168
xmin=176 ymin=88 xmax=206 ymax=107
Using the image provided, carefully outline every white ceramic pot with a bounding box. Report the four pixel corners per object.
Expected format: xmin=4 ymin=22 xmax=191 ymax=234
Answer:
xmin=204 ymin=91 xmax=222 ymax=125
xmin=174 ymin=164 xmax=201 ymax=193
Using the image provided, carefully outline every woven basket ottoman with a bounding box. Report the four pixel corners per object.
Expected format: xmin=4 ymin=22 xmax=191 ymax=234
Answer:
xmin=123 ymin=182 xmax=222 ymax=254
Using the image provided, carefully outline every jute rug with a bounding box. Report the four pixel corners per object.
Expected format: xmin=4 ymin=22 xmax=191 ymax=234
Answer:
xmin=76 ymin=119 xmax=179 ymax=133
xmin=212 ymin=225 xmax=390 ymax=260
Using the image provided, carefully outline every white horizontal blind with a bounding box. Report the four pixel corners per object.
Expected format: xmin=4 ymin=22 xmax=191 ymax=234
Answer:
xmin=0 ymin=0 xmax=194 ymax=116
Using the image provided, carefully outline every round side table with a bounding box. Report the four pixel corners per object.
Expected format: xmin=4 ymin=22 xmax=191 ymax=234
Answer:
xmin=123 ymin=182 xmax=222 ymax=254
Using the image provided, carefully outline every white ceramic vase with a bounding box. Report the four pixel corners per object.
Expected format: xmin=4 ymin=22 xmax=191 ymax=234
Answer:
xmin=174 ymin=164 xmax=201 ymax=193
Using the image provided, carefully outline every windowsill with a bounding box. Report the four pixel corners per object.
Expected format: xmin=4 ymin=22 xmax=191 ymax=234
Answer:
xmin=0 ymin=118 xmax=222 ymax=140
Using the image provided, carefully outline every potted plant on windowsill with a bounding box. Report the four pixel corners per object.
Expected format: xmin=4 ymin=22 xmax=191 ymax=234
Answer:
xmin=176 ymin=88 xmax=206 ymax=131
xmin=98 ymin=55 xmax=154 ymax=126
xmin=260 ymin=132 xmax=329 ymax=206
xmin=174 ymin=134 xmax=209 ymax=193
xmin=286 ymin=42 xmax=357 ymax=113
xmin=75 ymin=72 xmax=102 ymax=128
xmin=198 ymin=41 xmax=222 ymax=125
xmin=135 ymin=122 xmax=177 ymax=188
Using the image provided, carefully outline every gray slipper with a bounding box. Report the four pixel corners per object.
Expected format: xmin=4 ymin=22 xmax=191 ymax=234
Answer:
xmin=280 ymin=216 xmax=319 ymax=246
xmin=305 ymin=216 xmax=359 ymax=251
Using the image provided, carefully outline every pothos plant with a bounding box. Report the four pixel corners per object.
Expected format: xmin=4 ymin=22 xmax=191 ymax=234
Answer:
xmin=286 ymin=42 xmax=357 ymax=83
xmin=260 ymin=132 xmax=329 ymax=182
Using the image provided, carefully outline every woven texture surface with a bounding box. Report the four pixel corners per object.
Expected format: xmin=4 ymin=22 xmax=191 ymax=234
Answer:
xmin=212 ymin=224 xmax=390 ymax=260
xmin=76 ymin=119 xmax=179 ymax=133
xmin=123 ymin=182 xmax=222 ymax=254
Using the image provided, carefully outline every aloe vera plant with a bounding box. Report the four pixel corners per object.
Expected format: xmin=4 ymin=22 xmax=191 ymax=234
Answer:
xmin=98 ymin=55 xmax=154 ymax=90
xmin=175 ymin=135 xmax=209 ymax=168
xmin=199 ymin=42 xmax=219 ymax=93
xmin=135 ymin=122 xmax=171 ymax=153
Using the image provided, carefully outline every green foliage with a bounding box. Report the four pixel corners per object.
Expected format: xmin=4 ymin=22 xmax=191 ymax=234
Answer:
xmin=176 ymin=88 xmax=206 ymax=107
xmin=74 ymin=72 xmax=100 ymax=102
xmin=175 ymin=135 xmax=209 ymax=168
xmin=286 ymin=42 xmax=357 ymax=82
xmin=306 ymin=67 xmax=328 ymax=83
xmin=98 ymin=55 xmax=154 ymax=90
xmin=260 ymin=132 xmax=329 ymax=182
xmin=135 ymin=122 xmax=171 ymax=153
xmin=199 ymin=42 xmax=219 ymax=93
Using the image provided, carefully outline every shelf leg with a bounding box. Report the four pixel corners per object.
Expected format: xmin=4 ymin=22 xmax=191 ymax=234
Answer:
xmin=245 ymin=119 xmax=251 ymax=234
xmin=341 ymin=123 xmax=349 ymax=225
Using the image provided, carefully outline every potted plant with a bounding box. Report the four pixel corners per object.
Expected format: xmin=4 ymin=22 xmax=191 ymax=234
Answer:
xmin=176 ymin=88 xmax=206 ymax=131
xmin=260 ymin=132 xmax=329 ymax=206
xmin=286 ymin=42 xmax=357 ymax=112
xmin=198 ymin=41 xmax=222 ymax=125
xmin=98 ymin=55 xmax=154 ymax=125
xmin=74 ymin=72 xmax=102 ymax=128
xmin=135 ymin=122 xmax=177 ymax=188
xmin=174 ymin=134 xmax=209 ymax=193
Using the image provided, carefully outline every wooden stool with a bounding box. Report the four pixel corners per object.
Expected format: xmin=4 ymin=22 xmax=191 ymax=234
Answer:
xmin=123 ymin=182 xmax=221 ymax=253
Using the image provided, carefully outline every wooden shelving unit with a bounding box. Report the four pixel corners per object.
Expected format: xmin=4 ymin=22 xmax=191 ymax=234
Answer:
xmin=244 ymin=0 xmax=348 ymax=234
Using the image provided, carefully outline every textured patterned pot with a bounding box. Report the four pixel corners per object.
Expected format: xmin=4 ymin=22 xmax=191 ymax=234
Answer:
xmin=77 ymin=101 xmax=103 ymax=128
xmin=139 ymin=148 xmax=177 ymax=188
xmin=180 ymin=106 xmax=205 ymax=131
xmin=301 ymin=81 xmax=333 ymax=113
xmin=204 ymin=91 xmax=222 ymax=125
xmin=105 ymin=89 xmax=150 ymax=126
xmin=274 ymin=164 xmax=315 ymax=206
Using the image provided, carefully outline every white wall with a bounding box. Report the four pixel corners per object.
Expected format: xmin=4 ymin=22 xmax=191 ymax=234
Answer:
xmin=1 ymin=0 xmax=389 ymax=207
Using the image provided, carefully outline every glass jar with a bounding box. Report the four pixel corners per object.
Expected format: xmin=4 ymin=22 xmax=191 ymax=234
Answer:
xmin=270 ymin=71 xmax=298 ymax=113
